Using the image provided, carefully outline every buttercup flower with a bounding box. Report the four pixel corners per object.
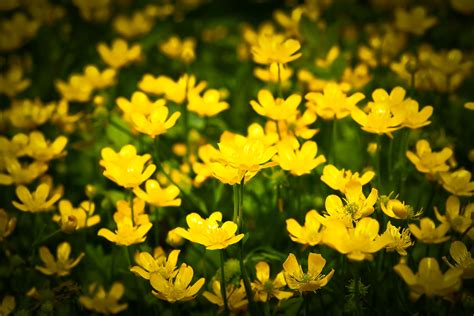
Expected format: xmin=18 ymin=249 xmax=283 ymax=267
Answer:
xmin=0 ymin=64 xmax=30 ymax=98
xmin=0 ymin=158 xmax=48 ymax=185
xmin=55 ymin=75 xmax=94 ymax=102
xmin=130 ymin=106 xmax=181 ymax=138
xmin=98 ymin=215 xmax=152 ymax=247
xmin=383 ymin=222 xmax=414 ymax=256
xmin=0 ymin=295 xmax=15 ymax=316
xmin=113 ymin=10 xmax=155 ymax=39
xmin=351 ymin=101 xmax=403 ymax=137
xmin=187 ymin=89 xmax=229 ymax=117
xmin=0 ymin=209 xmax=16 ymax=241
xmin=250 ymin=89 xmax=301 ymax=121
xmin=20 ymin=131 xmax=68 ymax=162
xmin=82 ymin=65 xmax=116 ymax=89
xmin=254 ymin=62 xmax=293 ymax=83
xmin=12 ymin=182 xmax=62 ymax=213
xmin=97 ymin=38 xmax=141 ymax=69
xmin=159 ymin=35 xmax=196 ymax=64
xmin=443 ymin=241 xmax=474 ymax=279
xmin=274 ymin=140 xmax=326 ymax=176
xmin=320 ymin=164 xmax=375 ymax=193
xmin=434 ymin=195 xmax=473 ymax=239
xmin=283 ymin=252 xmax=334 ymax=292
xmin=53 ymin=200 xmax=100 ymax=232
xmin=175 ymin=211 xmax=244 ymax=250
xmin=395 ymin=6 xmax=437 ymax=36
xmin=203 ymin=280 xmax=248 ymax=314
xmin=408 ymin=218 xmax=450 ymax=244
xmin=381 ymin=198 xmax=420 ymax=220
xmin=286 ymin=209 xmax=323 ymax=246
xmin=440 ymin=169 xmax=474 ymax=196
xmin=36 ymin=242 xmax=84 ymax=276
xmin=8 ymin=99 xmax=55 ymax=129
xmin=406 ymin=140 xmax=453 ymax=176
xmin=252 ymin=261 xmax=293 ymax=302
xmin=130 ymin=249 xmax=180 ymax=280
xmin=393 ymin=99 xmax=433 ymax=129
xmin=79 ymin=282 xmax=128 ymax=314
xmin=251 ymin=35 xmax=301 ymax=65
xmin=114 ymin=198 xmax=150 ymax=226
xmin=394 ymin=257 xmax=462 ymax=301
xmin=133 ymin=179 xmax=181 ymax=207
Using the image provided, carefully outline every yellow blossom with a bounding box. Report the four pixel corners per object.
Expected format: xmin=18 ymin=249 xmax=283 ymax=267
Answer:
xmin=286 ymin=210 xmax=323 ymax=246
xmin=408 ymin=217 xmax=450 ymax=244
xmin=0 ymin=12 xmax=39 ymax=52
xmin=265 ymin=110 xmax=318 ymax=140
xmin=392 ymin=99 xmax=433 ymax=129
xmin=116 ymin=91 xmax=166 ymax=124
xmin=0 ymin=209 xmax=16 ymax=241
xmin=381 ymin=198 xmax=420 ymax=220
xmin=82 ymin=65 xmax=116 ymax=89
xmin=100 ymin=144 xmax=156 ymax=188
xmin=8 ymin=99 xmax=55 ymax=129
xmin=79 ymin=282 xmax=128 ymax=314
xmin=133 ymin=179 xmax=181 ymax=207
xmin=322 ymin=217 xmax=391 ymax=261
xmin=451 ymin=0 xmax=474 ymax=14
xmin=12 ymin=182 xmax=62 ymax=213
xmin=283 ymin=252 xmax=334 ymax=292
xmin=166 ymin=228 xmax=185 ymax=247
xmin=131 ymin=106 xmax=181 ymax=138
xmin=130 ymin=249 xmax=180 ymax=280
xmin=0 ymin=295 xmax=15 ymax=316
xmin=250 ymin=89 xmax=301 ymax=121
xmin=187 ymin=89 xmax=229 ymax=117
xmin=97 ymin=38 xmax=141 ymax=69
xmin=305 ymin=83 xmax=365 ymax=120
xmin=315 ymin=46 xmax=340 ymax=68
xmin=20 ymin=131 xmax=68 ymax=162
xmin=440 ymin=169 xmax=474 ymax=196
xmin=203 ymin=280 xmax=248 ymax=314
xmin=0 ymin=65 xmax=30 ymax=98
xmin=383 ymin=222 xmax=414 ymax=256
xmin=444 ymin=241 xmax=474 ymax=279
xmin=320 ymin=164 xmax=375 ymax=193
xmin=341 ymin=63 xmax=372 ymax=89
xmin=50 ymin=100 xmax=82 ymax=133
xmin=36 ymin=242 xmax=84 ymax=276
xmin=150 ymin=263 xmax=205 ymax=303
xmin=175 ymin=211 xmax=244 ymax=250
xmin=252 ymin=261 xmax=293 ymax=302
xmin=273 ymin=140 xmax=326 ymax=176
xmin=98 ymin=215 xmax=152 ymax=247
xmin=0 ymin=157 xmax=48 ymax=185
xmin=434 ymin=195 xmax=473 ymax=239
xmin=192 ymin=144 xmax=221 ymax=186
xmin=395 ymin=6 xmax=437 ymax=36
xmin=465 ymin=102 xmax=474 ymax=110
xmin=209 ymin=162 xmax=257 ymax=185
xmin=251 ymin=35 xmax=301 ymax=65
xmin=52 ymin=200 xmax=100 ymax=232
xmin=254 ymin=63 xmax=293 ymax=84
xmin=159 ymin=35 xmax=196 ymax=64
xmin=113 ymin=10 xmax=154 ymax=39
xmin=406 ymin=140 xmax=453 ymax=176
xmin=55 ymin=74 xmax=94 ymax=102
xmin=114 ymin=198 xmax=150 ymax=226
xmin=394 ymin=257 xmax=462 ymax=301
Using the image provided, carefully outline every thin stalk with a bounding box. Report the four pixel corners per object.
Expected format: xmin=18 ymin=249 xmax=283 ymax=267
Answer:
xmin=330 ymin=119 xmax=337 ymax=164
xmin=375 ymin=135 xmax=383 ymax=192
xmin=277 ymin=63 xmax=282 ymax=98
xmin=32 ymin=228 xmax=62 ymax=249
xmin=129 ymin=191 xmax=135 ymax=226
xmin=220 ymin=250 xmax=230 ymax=316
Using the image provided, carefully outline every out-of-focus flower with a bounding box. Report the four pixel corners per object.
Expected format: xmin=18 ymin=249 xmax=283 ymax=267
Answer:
xmin=254 ymin=63 xmax=293 ymax=84
xmin=286 ymin=210 xmax=323 ymax=246
xmin=435 ymin=195 xmax=474 ymax=239
xmin=394 ymin=257 xmax=462 ymax=301
xmin=0 ymin=295 xmax=15 ymax=316
xmin=0 ymin=158 xmax=48 ymax=185
xmin=203 ymin=280 xmax=248 ymax=314
xmin=82 ymin=65 xmax=116 ymax=89
xmin=187 ymin=89 xmax=229 ymax=117
xmin=55 ymin=75 xmax=94 ymax=102
xmin=166 ymin=228 xmax=185 ymax=247
xmin=406 ymin=140 xmax=453 ymax=176
xmin=98 ymin=215 xmax=152 ymax=247
xmin=36 ymin=242 xmax=84 ymax=276
xmin=341 ymin=63 xmax=372 ymax=89
xmin=444 ymin=241 xmax=474 ymax=279
xmin=79 ymin=282 xmax=128 ymax=314
xmin=130 ymin=249 xmax=180 ymax=280
xmin=8 ymin=99 xmax=55 ymax=129
xmin=53 ymin=200 xmax=100 ymax=233
xmin=320 ymin=164 xmax=375 ymax=193
xmin=383 ymin=221 xmax=413 ymax=256
xmin=394 ymin=6 xmax=437 ymax=36
xmin=100 ymin=145 xmax=156 ymax=188
xmin=150 ymin=263 xmax=205 ymax=303
xmin=250 ymin=89 xmax=301 ymax=121
xmin=0 ymin=0 xmax=19 ymax=11
xmin=19 ymin=131 xmax=68 ymax=162
xmin=51 ymin=100 xmax=82 ymax=133
xmin=440 ymin=169 xmax=474 ymax=197
xmin=12 ymin=182 xmax=62 ymax=213
xmin=392 ymin=99 xmax=433 ymax=129
xmin=192 ymin=144 xmax=221 ymax=186
xmin=133 ymin=179 xmax=181 ymax=207
xmin=252 ymin=261 xmax=293 ymax=302
xmin=315 ymin=46 xmax=340 ymax=68
xmin=131 ymin=106 xmax=181 ymax=138
xmin=0 ymin=209 xmax=16 ymax=241
xmin=465 ymin=102 xmax=474 ymax=110
xmin=408 ymin=218 xmax=450 ymax=244
xmin=159 ymin=35 xmax=196 ymax=64
xmin=0 ymin=65 xmax=30 ymax=98
xmin=97 ymin=38 xmax=141 ymax=69
xmin=305 ymin=83 xmax=365 ymax=120
xmin=252 ymin=35 xmax=301 ymax=65
xmin=451 ymin=0 xmax=474 ymax=14
xmin=283 ymin=252 xmax=334 ymax=292
xmin=273 ymin=140 xmax=326 ymax=176
xmin=175 ymin=211 xmax=244 ymax=250
xmin=0 ymin=13 xmax=39 ymax=52
xmin=113 ymin=10 xmax=155 ymax=38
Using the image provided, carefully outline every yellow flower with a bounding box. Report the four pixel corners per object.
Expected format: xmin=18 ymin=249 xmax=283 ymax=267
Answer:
xmin=133 ymin=179 xmax=181 ymax=207
xmin=320 ymin=164 xmax=375 ymax=193
xmin=395 ymin=6 xmax=437 ymax=36
xmin=98 ymin=215 xmax=152 ymax=247
xmin=341 ymin=63 xmax=372 ymax=89
xmin=175 ymin=212 xmax=244 ymax=250
xmin=12 ymin=182 xmax=62 ymax=213
xmin=392 ymin=99 xmax=433 ymax=129
xmin=36 ymin=242 xmax=84 ymax=276
xmin=250 ymin=89 xmax=301 ymax=121
xmin=97 ymin=38 xmax=141 ymax=69
xmin=187 ymin=89 xmax=229 ymax=117
xmin=0 ymin=209 xmax=16 ymax=241
xmin=79 ymin=282 xmax=128 ymax=314
xmin=408 ymin=218 xmax=450 ymax=244
xmin=322 ymin=217 xmax=390 ymax=261
xmin=273 ymin=140 xmax=326 ymax=176
xmin=192 ymin=144 xmax=221 ymax=186
xmin=55 ymin=74 xmax=94 ymax=102
xmin=0 ymin=64 xmax=30 ymax=98
xmin=166 ymin=228 xmax=185 ymax=247
xmin=440 ymin=169 xmax=474 ymax=196
xmin=305 ymin=83 xmax=365 ymax=120
xmin=130 ymin=249 xmax=180 ymax=280
xmin=114 ymin=198 xmax=150 ymax=226
xmin=50 ymin=100 xmax=82 ymax=133
xmin=406 ymin=140 xmax=453 ymax=176
xmin=451 ymin=0 xmax=474 ymax=14
xmin=131 ymin=106 xmax=181 ymax=138
xmin=21 ymin=131 xmax=68 ymax=162
xmin=113 ymin=10 xmax=154 ymax=39
xmin=351 ymin=100 xmax=404 ymax=138
xmin=159 ymin=35 xmax=196 ymax=64
xmin=8 ymin=98 xmax=55 ymax=129
xmin=383 ymin=222 xmax=414 ymax=256
xmin=254 ymin=62 xmax=293 ymax=84
xmin=252 ymin=261 xmax=293 ymax=302
xmin=203 ymin=280 xmax=248 ymax=314
xmin=150 ymin=263 xmax=205 ymax=303
xmin=52 ymin=200 xmax=100 ymax=232
xmin=0 ymin=295 xmax=15 ymax=316
xmin=286 ymin=210 xmax=323 ymax=246
xmin=82 ymin=65 xmax=116 ymax=89
xmin=283 ymin=252 xmax=334 ymax=292
xmin=116 ymin=91 xmax=166 ymax=124
xmin=315 ymin=46 xmax=340 ymax=68
xmin=251 ymin=35 xmax=301 ymax=65
xmin=0 ymin=157 xmax=48 ymax=185
xmin=394 ymin=257 xmax=462 ymax=301
xmin=465 ymin=102 xmax=474 ymax=110
xmin=381 ymin=198 xmax=420 ymax=220
xmin=435 ymin=195 xmax=473 ymax=239
xmin=209 ymin=162 xmax=257 ymax=186
xmin=100 ymin=144 xmax=156 ymax=188
xmin=444 ymin=241 xmax=474 ymax=279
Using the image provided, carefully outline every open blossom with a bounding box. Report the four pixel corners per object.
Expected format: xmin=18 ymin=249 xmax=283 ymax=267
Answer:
xmin=175 ymin=212 xmax=244 ymax=250
xmin=406 ymin=140 xmax=452 ymax=176
xmin=203 ymin=280 xmax=248 ymax=314
xmin=131 ymin=106 xmax=181 ymax=138
xmin=383 ymin=222 xmax=414 ymax=256
xmin=55 ymin=75 xmax=93 ymax=102
xmin=18 ymin=131 xmax=68 ymax=162
xmin=251 ymin=35 xmax=301 ymax=65
xmin=82 ymin=65 xmax=116 ymax=89
xmin=100 ymin=145 xmax=156 ymax=188
xmin=320 ymin=164 xmax=375 ymax=193
xmin=444 ymin=241 xmax=474 ymax=279
xmin=381 ymin=198 xmax=421 ymax=220
xmin=394 ymin=257 xmax=462 ymax=301
xmin=254 ymin=62 xmax=293 ymax=83
xmin=114 ymin=198 xmax=150 ymax=226
xmin=0 ymin=64 xmax=30 ymax=98
xmin=392 ymin=99 xmax=433 ymax=129
xmin=440 ymin=169 xmax=474 ymax=197
xmin=286 ymin=210 xmax=323 ymax=246
xmin=187 ymin=89 xmax=229 ymax=117
xmin=116 ymin=91 xmax=166 ymax=123
xmin=53 ymin=200 xmax=100 ymax=232
xmin=36 ymin=242 xmax=84 ymax=276
xmin=395 ymin=6 xmax=437 ymax=36
xmin=435 ymin=195 xmax=473 ymax=239
xmin=408 ymin=217 xmax=450 ymax=244
xmin=97 ymin=38 xmax=141 ymax=69
xmin=133 ymin=179 xmax=181 ymax=207
xmin=0 ymin=209 xmax=16 ymax=241
xmin=252 ymin=261 xmax=293 ymax=302
xmin=0 ymin=158 xmax=48 ymax=185
xmin=283 ymin=252 xmax=334 ymax=292
xmin=12 ymin=182 xmax=62 ymax=213
xmin=79 ymin=283 xmax=128 ymax=314
xmin=250 ymin=89 xmax=301 ymax=120
xmin=98 ymin=215 xmax=152 ymax=247
xmin=159 ymin=35 xmax=196 ymax=64
xmin=273 ymin=140 xmax=326 ymax=176
xmin=130 ymin=249 xmax=180 ymax=280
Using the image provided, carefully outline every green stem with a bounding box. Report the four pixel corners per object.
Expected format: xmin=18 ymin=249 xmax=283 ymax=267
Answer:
xmin=32 ymin=228 xmax=62 ymax=249
xmin=129 ymin=191 xmax=135 ymax=226
xmin=277 ymin=63 xmax=282 ymax=98
xmin=388 ymin=137 xmax=394 ymax=186
xmin=375 ymin=135 xmax=383 ymax=192
xmin=220 ymin=250 xmax=230 ymax=316
xmin=330 ymin=119 xmax=337 ymax=164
